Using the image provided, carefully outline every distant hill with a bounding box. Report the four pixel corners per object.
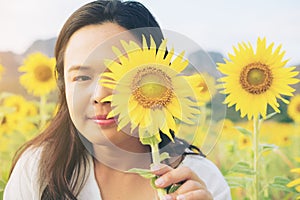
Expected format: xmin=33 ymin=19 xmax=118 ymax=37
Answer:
xmin=23 ymin=38 xmax=56 ymax=57
xmin=0 ymin=37 xmax=299 ymax=100
xmin=0 ymin=51 xmax=24 ymax=95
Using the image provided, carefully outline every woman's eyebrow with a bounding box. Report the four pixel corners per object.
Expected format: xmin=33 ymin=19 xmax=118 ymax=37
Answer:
xmin=67 ymin=65 xmax=91 ymax=73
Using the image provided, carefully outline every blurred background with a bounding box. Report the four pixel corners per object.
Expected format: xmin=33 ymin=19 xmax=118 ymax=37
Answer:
xmin=0 ymin=0 xmax=299 ymax=97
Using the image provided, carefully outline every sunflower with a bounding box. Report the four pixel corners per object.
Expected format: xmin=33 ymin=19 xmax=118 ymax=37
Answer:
xmin=0 ymin=63 xmax=4 ymax=80
xmin=3 ymin=95 xmax=34 ymax=119
xmin=238 ymin=135 xmax=251 ymax=150
xmin=185 ymin=72 xmax=216 ymax=103
xmin=100 ymin=36 xmax=201 ymax=144
xmin=1 ymin=95 xmax=38 ymax=135
xmin=217 ymin=38 xmax=299 ymax=120
xmin=287 ymin=94 xmax=300 ymax=123
xmin=19 ymin=52 xmax=56 ymax=97
xmin=287 ymin=157 xmax=300 ymax=195
xmin=0 ymin=115 xmax=18 ymax=135
xmin=217 ymin=118 xmax=240 ymax=141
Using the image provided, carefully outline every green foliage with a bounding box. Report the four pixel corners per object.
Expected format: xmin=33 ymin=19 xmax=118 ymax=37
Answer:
xmin=0 ymin=92 xmax=57 ymax=199
xmin=269 ymin=176 xmax=297 ymax=193
xmin=228 ymin=161 xmax=255 ymax=175
xmin=235 ymin=127 xmax=252 ymax=137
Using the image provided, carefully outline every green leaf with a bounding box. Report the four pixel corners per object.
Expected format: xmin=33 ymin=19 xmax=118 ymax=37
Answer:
xmin=127 ymin=168 xmax=156 ymax=179
xmin=269 ymin=176 xmax=297 ymax=193
xmin=259 ymin=143 xmax=278 ymax=154
xmin=225 ymin=176 xmax=253 ymax=188
xmin=229 ymin=161 xmax=255 ymax=175
xmin=234 ymin=127 xmax=252 ymax=137
xmin=167 ymin=184 xmax=181 ymax=194
xmin=150 ymin=177 xmax=158 ymax=189
xmin=272 ymin=176 xmax=291 ymax=185
xmin=159 ymin=152 xmax=170 ymax=162
xmin=262 ymin=112 xmax=277 ymax=121
xmin=0 ymin=179 xmax=6 ymax=193
xmin=269 ymin=183 xmax=297 ymax=193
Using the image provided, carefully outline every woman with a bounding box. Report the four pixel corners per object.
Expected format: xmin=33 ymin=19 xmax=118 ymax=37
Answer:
xmin=4 ymin=1 xmax=231 ymax=199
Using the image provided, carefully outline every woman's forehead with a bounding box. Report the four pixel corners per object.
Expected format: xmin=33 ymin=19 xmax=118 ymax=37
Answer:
xmin=64 ymin=23 xmax=139 ymax=72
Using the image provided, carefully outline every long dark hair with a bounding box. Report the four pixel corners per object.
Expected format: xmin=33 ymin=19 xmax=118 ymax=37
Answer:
xmin=10 ymin=1 xmax=204 ymax=199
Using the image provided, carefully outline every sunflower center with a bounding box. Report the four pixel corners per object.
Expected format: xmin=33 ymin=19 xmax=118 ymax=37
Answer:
xmin=297 ymin=104 xmax=300 ymax=113
xmin=11 ymin=103 xmax=21 ymax=112
xmin=34 ymin=65 xmax=52 ymax=82
xmin=1 ymin=116 xmax=7 ymax=125
xmin=240 ymin=62 xmax=273 ymax=94
xmin=132 ymin=66 xmax=173 ymax=109
xmin=200 ymin=83 xmax=208 ymax=93
xmin=242 ymin=138 xmax=249 ymax=145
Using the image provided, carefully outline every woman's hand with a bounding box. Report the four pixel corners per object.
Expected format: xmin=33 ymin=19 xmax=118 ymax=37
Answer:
xmin=152 ymin=164 xmax=213 ymax=200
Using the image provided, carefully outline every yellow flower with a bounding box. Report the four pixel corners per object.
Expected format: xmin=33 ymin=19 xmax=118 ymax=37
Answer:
xmin=1 ymin=95 xmax=38 ymax=135
xmin=0 ymin=63 xmax=4 ymax=80
xmin=259 ymin=121 xmax=294 ymax=147
xmin=217 ymin=38 xmax=299 ymax=120
xmin=3 ymin=95 xmax=34 ymax=119
xmin=288 ymin=94 xmax=300 ymax=123
xmin=218 ymin=118 xmax=240 ymax=141
xmin=19 ymin=52 xmax=56 ymax=97
xmin=238 ymin=135 xmax=251 ymax=150
xmin=271 ymin=126 xmax=291 ymax=147
xmin=0 ymin=115 xmax=18 ymax=135
xmin=184 ymin=72 xmax=216 ymax=103
xmin=100 ymin=36 xmax=201 ymax=144
xmin=287 ymin=158 xmax=300 ymax=195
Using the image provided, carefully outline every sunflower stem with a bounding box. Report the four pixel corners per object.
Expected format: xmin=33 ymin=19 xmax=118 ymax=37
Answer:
xmin=253 ymin=115 xmax=260 ymax=200
xmin=39 ymin=95 xmax=47 ymax=129
xmin=150 ymin=143 xmax=166 ymax=200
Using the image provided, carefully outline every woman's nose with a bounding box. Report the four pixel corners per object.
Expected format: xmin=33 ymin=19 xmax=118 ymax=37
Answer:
xmin=92 ymin=83 xmax=111 ymax=105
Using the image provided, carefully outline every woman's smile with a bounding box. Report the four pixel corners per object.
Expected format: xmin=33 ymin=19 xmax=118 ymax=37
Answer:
xmin=89 ymin=115 xmax=117 ymax=127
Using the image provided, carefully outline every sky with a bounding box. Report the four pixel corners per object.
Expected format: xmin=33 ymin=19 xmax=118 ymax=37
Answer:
xmin=0 ymin=0 xmax=300 ymax=65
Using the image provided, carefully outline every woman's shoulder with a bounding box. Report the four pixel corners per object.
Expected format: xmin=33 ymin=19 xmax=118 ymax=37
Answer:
xmin=16 ymin=146 xmax=43 ymax=164
xmin=181 ymin=154 xmax=222 ymax=176
xmin=181 ymin=154 xmax=232 ymax=200
xmin=11 ymin=146 xmax=43 ymax=174
xmin=4 ymin=146 xmax=43 ymax=200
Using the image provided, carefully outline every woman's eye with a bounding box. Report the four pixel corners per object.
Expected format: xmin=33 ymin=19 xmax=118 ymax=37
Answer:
xmin=72 ymin=76 xmax=91 ymax=82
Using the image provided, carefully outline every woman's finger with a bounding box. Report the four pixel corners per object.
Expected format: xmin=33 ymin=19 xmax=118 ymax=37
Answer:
xmin=165 ymin=180 xmax=212 ymax=200
xmin=154 ymin=166 xmax=205 ymax=188
xmin=166 ymin=189 xmax=213 ymax=200
xmin=174 ymin=180 xmax=205 ymax=194
xmin=151 ymin=164 xmax=173 ymax=176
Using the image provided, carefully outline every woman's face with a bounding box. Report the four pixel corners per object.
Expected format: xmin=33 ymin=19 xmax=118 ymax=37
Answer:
xmin=64 ymin=23 xmax=138 ymax=148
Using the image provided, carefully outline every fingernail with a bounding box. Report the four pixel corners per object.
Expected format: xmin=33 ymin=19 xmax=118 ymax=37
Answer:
xmin=176 ymin=194 xmax=185 ymax=200
xmin=151 ymin=164 xmax=161 ymax=171
xmin=162 ymin=195 xmax=172 ymax=200
xmin=155 ymin=177 xmax=165 ymax=186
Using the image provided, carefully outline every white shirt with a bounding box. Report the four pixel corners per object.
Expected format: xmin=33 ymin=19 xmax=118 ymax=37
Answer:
xmin=4 ymin=148 xmax=231 ymax=200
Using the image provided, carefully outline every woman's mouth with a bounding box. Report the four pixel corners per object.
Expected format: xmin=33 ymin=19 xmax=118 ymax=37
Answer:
xmin=91 ymin=115 xmax=117 ymax=126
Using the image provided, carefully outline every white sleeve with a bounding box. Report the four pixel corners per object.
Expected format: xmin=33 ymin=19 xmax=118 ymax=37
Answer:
xmin=181 ymin=155 xmax=232 ymax=200
xmin=4 ymin=148 xmax=42 ymax=200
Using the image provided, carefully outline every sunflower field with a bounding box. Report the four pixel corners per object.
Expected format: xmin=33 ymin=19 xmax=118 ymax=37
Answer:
xmin=0 ymin=37 xmax=300 ymax=200
xmin=0 ymin=52 xmax=57 ymax=200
